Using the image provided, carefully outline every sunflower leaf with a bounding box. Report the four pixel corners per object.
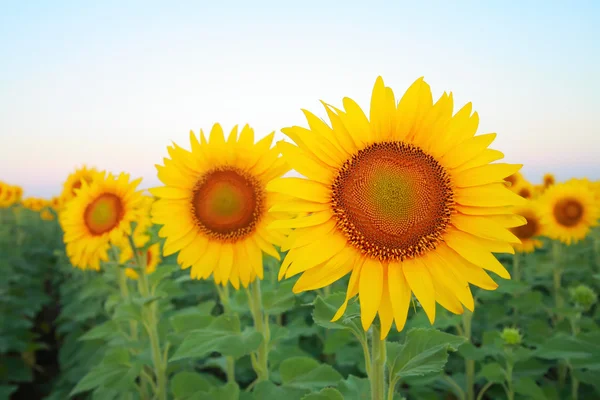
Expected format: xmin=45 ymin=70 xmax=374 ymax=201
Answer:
xmin=387 ymin=328 xmax=466 ymax=380
xmin=169 ymin=314 xmax=262 ymax=361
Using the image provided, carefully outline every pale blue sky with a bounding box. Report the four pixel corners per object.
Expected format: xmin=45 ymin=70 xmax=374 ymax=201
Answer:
xmin=1 ymin=1 xmax=599 ymax=197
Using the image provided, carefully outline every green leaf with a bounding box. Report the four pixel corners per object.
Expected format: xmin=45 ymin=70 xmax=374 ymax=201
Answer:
xmin=514 ymin=377 xmax=547 ymax=400
xmin=195 ymin=382 xmax=240 ymax=400
xmin=0 ymin=385 xmax=18 ymax=400
xmin=312 ymin=293 xmax=362 ymax=337
xmin=169 ymin=303 xmax=216 ymax=333
xmin=534 ymin=334 xmax=594 ymax=360
xmin=112 ymin=301 xmax=142 ymax=322
xmin=70 ymin=364 xmax=130 ymax=396
xmin=262 ymin=280 xmax=297 ymax=315
xmin=477 ymin=362 xmax=506 ymax=384
xmin=323 ymin=330 xmax=354 ymax=355
xmin=279 ymin=356 xmax=343 ymax=390
xmin=336 ymin=375 xmax=371 ymax=400
xmin=387 ymin=328 xmax=467 ymax=379
xmin=252 ymin=381 xmax=308 ymax=400
xmin=170 ymin=371 xmax=218 ymax=399
xmin=79 ymin=320 xmax=120 ymax=341
xmin=300 ymin=388 xmax=344 ymax=400
xmin=170 ymin=314 xmax=262 ymax=361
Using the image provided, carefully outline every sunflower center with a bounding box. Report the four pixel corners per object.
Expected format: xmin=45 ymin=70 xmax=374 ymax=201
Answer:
xmin=191 ymin=168 xmax=263 ymax=241
xmin=84 ymin=193 xmax=124 ymax=235
xmin=332 ymin=141 xmax=454 ymax=261
xmin=518 ymin=187 xmax=532 ymax=199
xmin=554 ymin=198 xmax=583 ymax=227
xmin=510 ymin=213 xmax=539 ymax=240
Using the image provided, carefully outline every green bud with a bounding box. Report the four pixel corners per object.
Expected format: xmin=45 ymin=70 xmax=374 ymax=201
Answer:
xmin=570 ymin=284 xmax=597 ymax=311
xmin=501 ymin=327 xmax=522 ymax=346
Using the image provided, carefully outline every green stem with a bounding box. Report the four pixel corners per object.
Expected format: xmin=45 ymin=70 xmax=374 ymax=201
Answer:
xmin=359 ymin=333 xmax=372 ymax=378
xmin=129 ymin=236 xmax=167 ymax=400
xmin=476 ymin=381 xmax=494 ymax=400
xmin=462 ymin=310 xmax=475 ymax=400
xmin=247 ymin=279 xmax=269 ymax=382
xmin=369 ymin=325 xmax=387 ymax=400
xmin=513 ymin=252 xmax=521 ymax=324
xmin=505 ymin=361 xmax=514 ymax=400
xmin=552 ymin=241 xmax=563 ymax=321
xmin=215 ymin=282 xmax=237 ymax=383
xmin=443 ymin=375 xmax=466 ymax=400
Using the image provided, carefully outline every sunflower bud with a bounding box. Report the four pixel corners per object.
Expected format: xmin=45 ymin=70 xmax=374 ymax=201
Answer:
xmin=500 ymin=328 xmax=522 ymax=346
xmin=570 ymin=285 xmax=597 ymax=311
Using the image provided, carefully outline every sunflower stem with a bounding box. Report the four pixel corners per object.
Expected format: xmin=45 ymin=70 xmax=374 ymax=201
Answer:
xmin=369 ymin=325 xmax=387 ymax=400
xmin=247 ymin=279 xmax=270 ymax=382
xmin=462 ymin=310 xmax=475 ymax=400
xmin=214 ymin=282 xmax=237 ymax=384
xmin=129 ymin=236 xmax=167 ymax=400
xmin=512 ymin=252 xmax=521 ymax=324
xmin=552 ymin=241 xmax=564 ymax=322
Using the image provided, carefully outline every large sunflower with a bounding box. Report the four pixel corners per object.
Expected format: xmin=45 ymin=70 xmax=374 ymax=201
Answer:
xmin=510 ymin=202 xmax=543 ymax=253
xmin=61 ymin=172 xmax=144 ymax=270
xmin=150 ymin=124 xmax=289 ymax=289
xmin=60 ymin=166 xmax=101 ymax=204
xmin=268 ymin=77 xmax=526 ymax=338
xmin=539 ymin=180 xmax=599 ymax=245
xmin=505 ymin=172 xmax=525 ymax=192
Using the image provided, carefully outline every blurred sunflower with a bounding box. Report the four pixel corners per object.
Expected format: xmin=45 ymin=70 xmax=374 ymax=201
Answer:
xmin=125 ymin=243 xmax=161 ymax=280
xmin=40 ymin=209 xmax=55 ymax=221
xmin=60 ymin=166 xmax=101 ymax=204
xmin=0 ymin=184 xmax=20 ymax=208
xmin=539 ymin=180 xmax=599 ymax=245
xmin=60 ymin=172 xmax=143 ymax=270
xmin=505 ymin=172 xmax=525 ymax=192
xmin=517 ymin=181 xmax=534 ymax=200
xmin=21 ymin=197 xmax=46 ymax=212
xmin=268 ymin=76 xmax=526 ymax=338
xmin=543 ymin=173 xmax=555 ymax=188
xmin=114 ymin=196 xmax=154 ymax=264
xmin=510 ymin=202 xmax=543 ymax=253
xmin=150 ymin=124 xmax=289 ymax=289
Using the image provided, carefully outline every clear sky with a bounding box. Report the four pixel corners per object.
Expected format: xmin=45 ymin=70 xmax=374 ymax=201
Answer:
xmin=1 ymin=1 xmax=599 ymax=198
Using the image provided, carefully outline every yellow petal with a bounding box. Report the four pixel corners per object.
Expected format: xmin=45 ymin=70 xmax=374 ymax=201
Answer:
xmin=149 ymin=186 xmax=191 ymax=200
xmin=277 ymin=141 xmax=334 ymax=185
xmin=440 ymin=133 xmax=496 ymax=169
xmin=445 ymin=231 xmax=511 ymax=279
xmin=378 ymin=267 xmax=395 ymax=339
xmin=370 ymin=77 xmax=396 ymax=142
xmin=341 ymin=97 xmax=372 ymax=146
xmin=427 ymin=252 xmax=474 ymax=311
xmin=284 ymin=231 xmax=348 ymax=278
xmin=395 ymin=77 xmax=432 ymax=142
xmin=455 ymin=183 xmax=528 ymax=207
xmin=280 ymin=219 xmax=337 ymax=252
xmin=332 ymin=261 xmax=364 ymax=321
xmin=453 ymin=149 xmax=504 ymax=173
xmin=452 ymin=214 xmax=521 ymax=243
xmin=387 ymin=262 xmax=412 ymax=332
xmin=292 ymin=248 xmax=355 ymax=292
xmin=454 ymin=164 xmax=523 ymax=188
xmin=266 ymin=178 xmax=331 ymax=203
xmin=403 ymin=258 xmax=436 ymax=324
xmin=359 ymin=258 xmax=384 ymax=331
xmin=436 ymin=244 xmax=499 ymax=290
xmin=268 ymin=211 xmax=332 ymax=230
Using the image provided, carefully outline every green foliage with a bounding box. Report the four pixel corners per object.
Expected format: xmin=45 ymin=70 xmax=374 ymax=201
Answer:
xmin=3 ymin=207 xmax=600 ymax=399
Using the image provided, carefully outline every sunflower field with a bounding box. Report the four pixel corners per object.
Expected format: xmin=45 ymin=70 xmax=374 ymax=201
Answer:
xmin=1 ymin=77 xmax=600 ymax=400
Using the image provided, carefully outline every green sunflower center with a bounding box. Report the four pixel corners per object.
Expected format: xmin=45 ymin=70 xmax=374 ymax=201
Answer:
xmin=84 ymin=193 xmax=124 ymax=235
xmin=554 ymin=198 xmax=583 ymax=227
xmin=192 ymin=168 xmax=263 ymax=240
xmin=332 ymin=141 xmax=454 ymax=261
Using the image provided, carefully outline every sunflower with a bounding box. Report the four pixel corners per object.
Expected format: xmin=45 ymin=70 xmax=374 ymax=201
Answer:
xmin=150 ymin=123 xmax=289 ymax=289
xmin=539 ymin=180 xmax=599 ymax=245
xmin=516 ymin=181 xmax=534 ymax=200
xmin=114 ymin=196 xmax=154 ymax=264
xmin=543 ymin=173 xmax=555 ymax=188
xmin=125 ymin=243 xmax=162 ymax=280
xmin=60 ymin=166 xmax=101 ymax=204
xmin=267 ymin=76 xmax=526 ymax=338
xmin=510 ymin=202 xmax=543 ymax=253
xmin=0 ymin=184 xmax=19 ymax=208
xmin=60 ymin=172 xmax=144 ymax=270
xmin=505 ymin=172 xmax=525 ymax=192
xmin=21 ymin=197 xmax=46 ymax=212
xmin=40 ymin=209 xmax=56 ymax=221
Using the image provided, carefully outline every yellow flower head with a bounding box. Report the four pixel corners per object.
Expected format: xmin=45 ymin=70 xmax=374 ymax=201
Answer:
xmin=539 ymin=180 xmax=599 ymax=245
xmin=510 ymin=201 xmax=544 ymax=253
xmin=268 ymin=76 xmax=526 ymax=339
xmin=150 ymin=124 xmax=290 ymax=289
xmin=60 ymin=166 xmax=102 ymax=205
xmin=60 ymin=172 xmax=144 ymax=271
xmin=125 ymin=243 xmax=162 ymax=280
xmin=0 ymin=183 xmax=21 ymax=208
xmin=543 ymin=173 xmax=555 ymax=188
